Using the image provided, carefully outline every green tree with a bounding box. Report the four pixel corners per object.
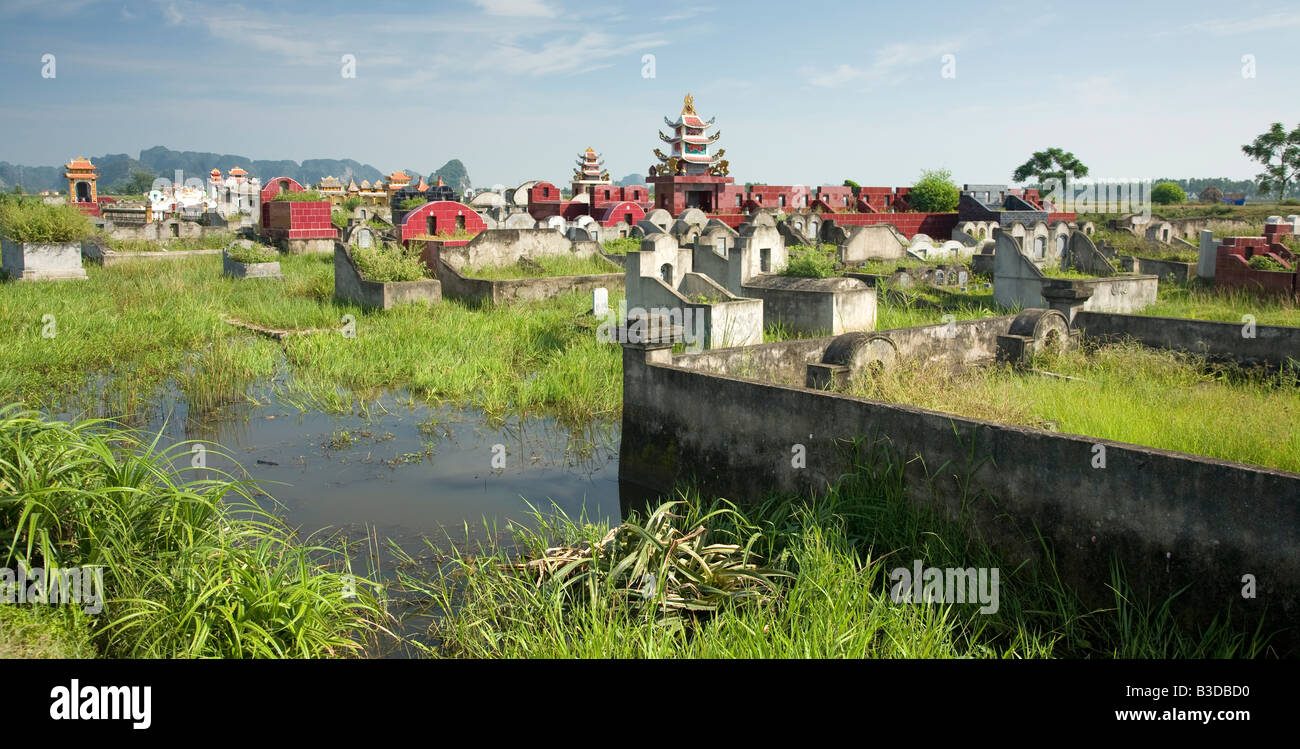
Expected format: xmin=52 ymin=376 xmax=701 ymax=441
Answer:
xmin=907 ymin=169 xmax=960 ymax=213
xmin=1012 ymin=148 xmax=1089 ymax=185
xmin=1241 ymin=122 xmax=1300 ymax=201
xmin=1151 ymin=182 xmax=1186 ymax=205
xmin=118 ymin=170 xmax=156 ymax=195
xmin=842 ymin=179 xmax=860 ymax=189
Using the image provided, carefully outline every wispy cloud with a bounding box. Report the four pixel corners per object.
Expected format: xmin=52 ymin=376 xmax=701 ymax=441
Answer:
xmin=1178 ymin=9 xmax=1300 ymax=35
xmin=472 ymin=0 xmax=555 ymax=17
xmin=806 ymin=39 xmax=961 ymax=90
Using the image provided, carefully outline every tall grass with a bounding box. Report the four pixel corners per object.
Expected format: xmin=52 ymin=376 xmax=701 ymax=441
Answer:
xmin=398 ymin=456 xmax=1267 ymax=658
xmin=780 ymin=244 xmax=838 ymax=278
xmin=0 ymin=254 xmax=622 ymax=425
xmin=460 ymin=254 xmax=618 ymax=280
xmin=0 ymin=407 xmax=389 ymax=657
xmin=351 ymin=242 xmax=429 ymax=282
xmin=1139 ymin=281 xmax=1300 ymax=327
xmin=600 ymin=237 xmax=641 ymax=255
xmin=0 ymin=200 xmax=94 ymax=243
xmin=845 ymin=341 xmax=1300 ymax=472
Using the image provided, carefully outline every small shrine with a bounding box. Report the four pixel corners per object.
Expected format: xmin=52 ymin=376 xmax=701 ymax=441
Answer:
xmin=647 ymin=94 xmax=735 ymax=214
xmin=65 ymin=157 xmax=98 ymax=203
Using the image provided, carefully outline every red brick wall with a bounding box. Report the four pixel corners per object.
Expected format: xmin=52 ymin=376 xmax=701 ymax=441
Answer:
xmin=600 ymin=201 xmax=646 ymax=227
xmin=400 ymin=201 xmax=486 ymax=243
xmin=263 ymin=200 xmax=335 ymax=240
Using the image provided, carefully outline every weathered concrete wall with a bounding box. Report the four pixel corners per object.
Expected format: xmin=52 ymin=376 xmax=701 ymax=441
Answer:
xmin=222 ymin=251 xmax=283 ymax=280
xmin=620 ymin=343 xmax=1300 ymax=648
xmin=1075 ymin=311 xmax=1300 ymax=368
xmin=996 ymin=233 xmax=1158 ymax=315
xmin=839 ymin=224 xmax=907 ymax=265
xmin=437 ymin=257 xmax=623 ymax=306
xmin=333 ymin=244 xmax=441 ymax=310
xmin=1 ymin=239 xmax=86 ymax=280
xmin=741 ymin=274 xmax=876 ymax=336
xmin=441 ymin=228 xmax=586 ymax=269
xmin=1126 ymin=256 xmax=1198 ymax=284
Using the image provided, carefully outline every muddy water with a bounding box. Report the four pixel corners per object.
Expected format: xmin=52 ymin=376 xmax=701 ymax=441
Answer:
xmin=88 ymin=385 xmax=625 ymax=550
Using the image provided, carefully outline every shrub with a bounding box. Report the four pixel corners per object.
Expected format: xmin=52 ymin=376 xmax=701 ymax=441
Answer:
xmin=270 ymin=190 xmax=327 ymax=202
xmin=0 ymin=200 xmax=94 ymax=243
xmin=601 ymin=237 xmax=641 ymax=255
xmin=1248 ymin=254 xmax=1289 ymax=271
xmin=225 ymin=243 xmax=278 ymax=264
xmin=907 ymin=169 xmax=960 ymax=213
xmin=399 ymin=197 xmax=429 ymax=211
xmin=331 ymin=211 xmax=348 ymax=230
xmin=351 ymin=242 xmax=428 ymax=282
xmin=1151 ymin=182 xmax=1187 ymax=205
xmin=780 ymin=244 xmax=838 ymax=278
xmin=342 ymin=196 xmax=363 ymax=212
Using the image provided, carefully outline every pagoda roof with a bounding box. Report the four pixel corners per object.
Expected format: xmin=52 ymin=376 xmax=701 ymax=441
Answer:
xmin=65 ymin=157 xmax=96 ymax=170
xmin=360 ymin=179 xmax=371 ymax=189
xmin=319 ymin=176 xmax=342 ymax=188
xmin=416 ymin=178 xmax=429 ymax=191
xmin=228 ymin=166 xmax=247 ymax=176
xmin=388 ymin=171 xmax=410 ymax=183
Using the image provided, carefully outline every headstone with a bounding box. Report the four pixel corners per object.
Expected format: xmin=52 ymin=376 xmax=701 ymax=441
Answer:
xmin=958 ymin=270 xmax=969 ymax=285
xmin=592 ymin=287 xmax=609 ymax=317
xmin=357 ymin=227 xmax=373 ymax=248
xmin=1197 ymin=229 xmax=1216 ymax=280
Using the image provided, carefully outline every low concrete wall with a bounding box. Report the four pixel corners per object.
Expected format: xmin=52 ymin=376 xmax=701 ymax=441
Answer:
xmin=620 ymin=342 xmax=1300 ymax=648
xmin=280 ymin=237 xmax=334 ymax=255
xmin=442 ymin=228 xmax=588 ymax=268
xmin=1126 ymin=256 xmax=1198 ymax=284
xmin=741 ymin=275 xmax=877 ymax=336
xmin=1 ymin=239 xmax=86 ymax=280
xmin=222 ymin=251 xmax=283 ymax=280
xmin=82 ymin=238 xmax=222 ymax=266
xmin=333 ymin=244 xmax=441 ymax=310
xmin=436 ymin=257 xmax=623 ymax=306
xmin=1075 ymin=311 xmax=1300 ymax=368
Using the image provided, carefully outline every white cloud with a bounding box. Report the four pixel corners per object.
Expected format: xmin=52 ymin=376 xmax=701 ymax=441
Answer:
xmin=807 ymin=39 xmax=961 ymax=90
xmin=472 ymin=0 xmax=555 ymax=17
xmin=162 ymin=2 xmax=182 ymax=25
xmin=1179 ymin=10 xmax=1300 ymax=36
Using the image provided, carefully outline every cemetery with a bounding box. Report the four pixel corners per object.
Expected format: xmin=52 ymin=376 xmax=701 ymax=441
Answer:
xmin=2 ymin=66 xmax=1298 ymax=665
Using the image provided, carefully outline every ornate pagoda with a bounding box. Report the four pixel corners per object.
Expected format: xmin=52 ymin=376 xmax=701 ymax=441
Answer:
xmin=572 ymin=147 xmax=611 ymax=190
xmin=647 ymin=94 xmax=735 ymax=214
xmin=651 ymin=94 xmax=727 ymax=178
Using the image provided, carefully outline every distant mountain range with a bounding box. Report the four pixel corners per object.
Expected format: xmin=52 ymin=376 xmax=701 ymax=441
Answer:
xmin=0 ymin=146 xmax=472 ymax=195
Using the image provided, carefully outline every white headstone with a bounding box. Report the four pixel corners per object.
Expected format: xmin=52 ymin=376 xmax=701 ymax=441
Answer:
xmin=357 ymin=228 xmax=372 ymax=248
xmin=592 ymin=287 xmax=609 ymax=317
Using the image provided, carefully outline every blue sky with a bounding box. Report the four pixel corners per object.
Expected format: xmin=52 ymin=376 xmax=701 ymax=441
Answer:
xmin=1 ymin=0 xmax=1297 ymax=188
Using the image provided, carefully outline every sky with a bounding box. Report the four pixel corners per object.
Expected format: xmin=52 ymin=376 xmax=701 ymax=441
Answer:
xmin=0 ymin=0 xmax=1298 ymax=189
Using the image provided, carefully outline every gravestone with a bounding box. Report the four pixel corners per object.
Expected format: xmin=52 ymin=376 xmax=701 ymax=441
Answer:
xmin=593 ymin=287 xmax=609 ymax=317
xmin=958 ymin=270 xmax=969 ymax=285
xmin=357 ymin=227 xmax=373 ymax=248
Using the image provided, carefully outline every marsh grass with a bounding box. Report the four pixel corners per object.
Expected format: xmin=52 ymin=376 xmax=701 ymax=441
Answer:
xmin=780 ymin=244 xmax=838 ymax=278
xmin=460 ymin=254 xmax=618 ymax=280
xmin=397 ymin=454 xmax=1267 ymax=658
xmin=0 ymin=407 xmax=389 ymax=657
xmin=845 ymin=341 xmax=1300 ymax=472
xmin=0 ymin=254 xmax=622 ymax=425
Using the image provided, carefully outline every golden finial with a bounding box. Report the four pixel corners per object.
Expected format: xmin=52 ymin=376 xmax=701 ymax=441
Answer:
xmin=682 ymin=93 xmax=696 ymax=116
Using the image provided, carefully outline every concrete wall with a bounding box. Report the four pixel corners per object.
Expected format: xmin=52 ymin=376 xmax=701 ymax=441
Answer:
xmin=838 ymin=224 xmax=907 ymax=264
xmin=1 ymin=239 xmax=86 ymax=280
xmin=1075 ymin=311 xmax=1300 ymax=368
xmin=441 ymin=228 xmax=589 ymax=269
xmin=333 ymin=244 xmax=441 ymax=310
xmin=996 ymin=232 xmax=1159 ymax=315
xmin=741 ymin=275 xmax=876 ymax=336
xmin=436 ymin=256 xmax=623 ymax=306
xmin=620 ymin=342 xmax=1300 ymax=647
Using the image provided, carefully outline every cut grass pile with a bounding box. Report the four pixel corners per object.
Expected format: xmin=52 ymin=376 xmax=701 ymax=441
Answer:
xmin=459 ymin=254 xmax=618 ymax=280
xmin=846 ymin=341 xmax=1300 ymax=472
xmin=398 ymin=457 xmax=1268 ymax=658
xmin=0 ymin=253 xmax=622 ymax=425
xmin=0 ymin=407 xmax=388 ymax=657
